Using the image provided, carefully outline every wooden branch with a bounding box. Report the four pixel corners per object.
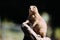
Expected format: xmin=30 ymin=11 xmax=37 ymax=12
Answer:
xmin=22 ymin=22 xmax=51 ymax=40
xmin=22 ymin=22 xmax=40 ymax=39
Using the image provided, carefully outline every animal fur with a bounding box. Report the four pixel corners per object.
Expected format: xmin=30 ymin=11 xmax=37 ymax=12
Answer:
xmin=27 ymin=5 xmax=47 ymax=38
xmin=21 ymin=5 xmax=48 ymax=40
xmin=22 ymin=21 xmax=51 ymax=40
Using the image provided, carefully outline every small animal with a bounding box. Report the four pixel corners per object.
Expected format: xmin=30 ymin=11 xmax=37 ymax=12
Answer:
xmin=27 ymin=5 xmax=47 ymax=38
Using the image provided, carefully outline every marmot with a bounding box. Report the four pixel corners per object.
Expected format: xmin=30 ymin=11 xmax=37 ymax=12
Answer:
xmin=27 ymin=5 xmax=47 ymax=38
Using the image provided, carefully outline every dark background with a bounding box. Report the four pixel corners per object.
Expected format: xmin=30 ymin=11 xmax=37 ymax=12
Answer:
xmin=0 ymin=0 xmax=60 ymax=40
xmin=1 ymin=0 xmax=60 ymax=28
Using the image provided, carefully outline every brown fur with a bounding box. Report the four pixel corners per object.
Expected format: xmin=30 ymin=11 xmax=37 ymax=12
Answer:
xmin=27 ymin=5 xmax=47 ymax=38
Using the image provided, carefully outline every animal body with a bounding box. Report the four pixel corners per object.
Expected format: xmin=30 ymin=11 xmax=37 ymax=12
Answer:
xmin=22 ymin=21 xmax=51 ymax=40
xmin=27 ymin=5 xmax=47 ymax=38
xmin=21 ymin=5 xmax=48 ymax=40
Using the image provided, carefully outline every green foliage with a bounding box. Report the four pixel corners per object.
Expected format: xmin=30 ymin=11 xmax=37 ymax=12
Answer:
xmin=55 ymin=27 xmax=60 ymax=38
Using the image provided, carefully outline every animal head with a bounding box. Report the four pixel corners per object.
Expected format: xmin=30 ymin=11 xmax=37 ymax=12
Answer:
xmin=29 ymin=5 xmax=38 ymax=16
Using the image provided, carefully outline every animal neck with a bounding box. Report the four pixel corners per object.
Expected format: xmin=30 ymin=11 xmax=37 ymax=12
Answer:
xmin=35 ymin=12 xmax=40 ymax=16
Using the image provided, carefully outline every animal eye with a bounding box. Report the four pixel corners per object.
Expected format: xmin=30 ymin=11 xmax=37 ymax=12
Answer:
xmin=34 ymin=7 xmax=35 ymax=8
